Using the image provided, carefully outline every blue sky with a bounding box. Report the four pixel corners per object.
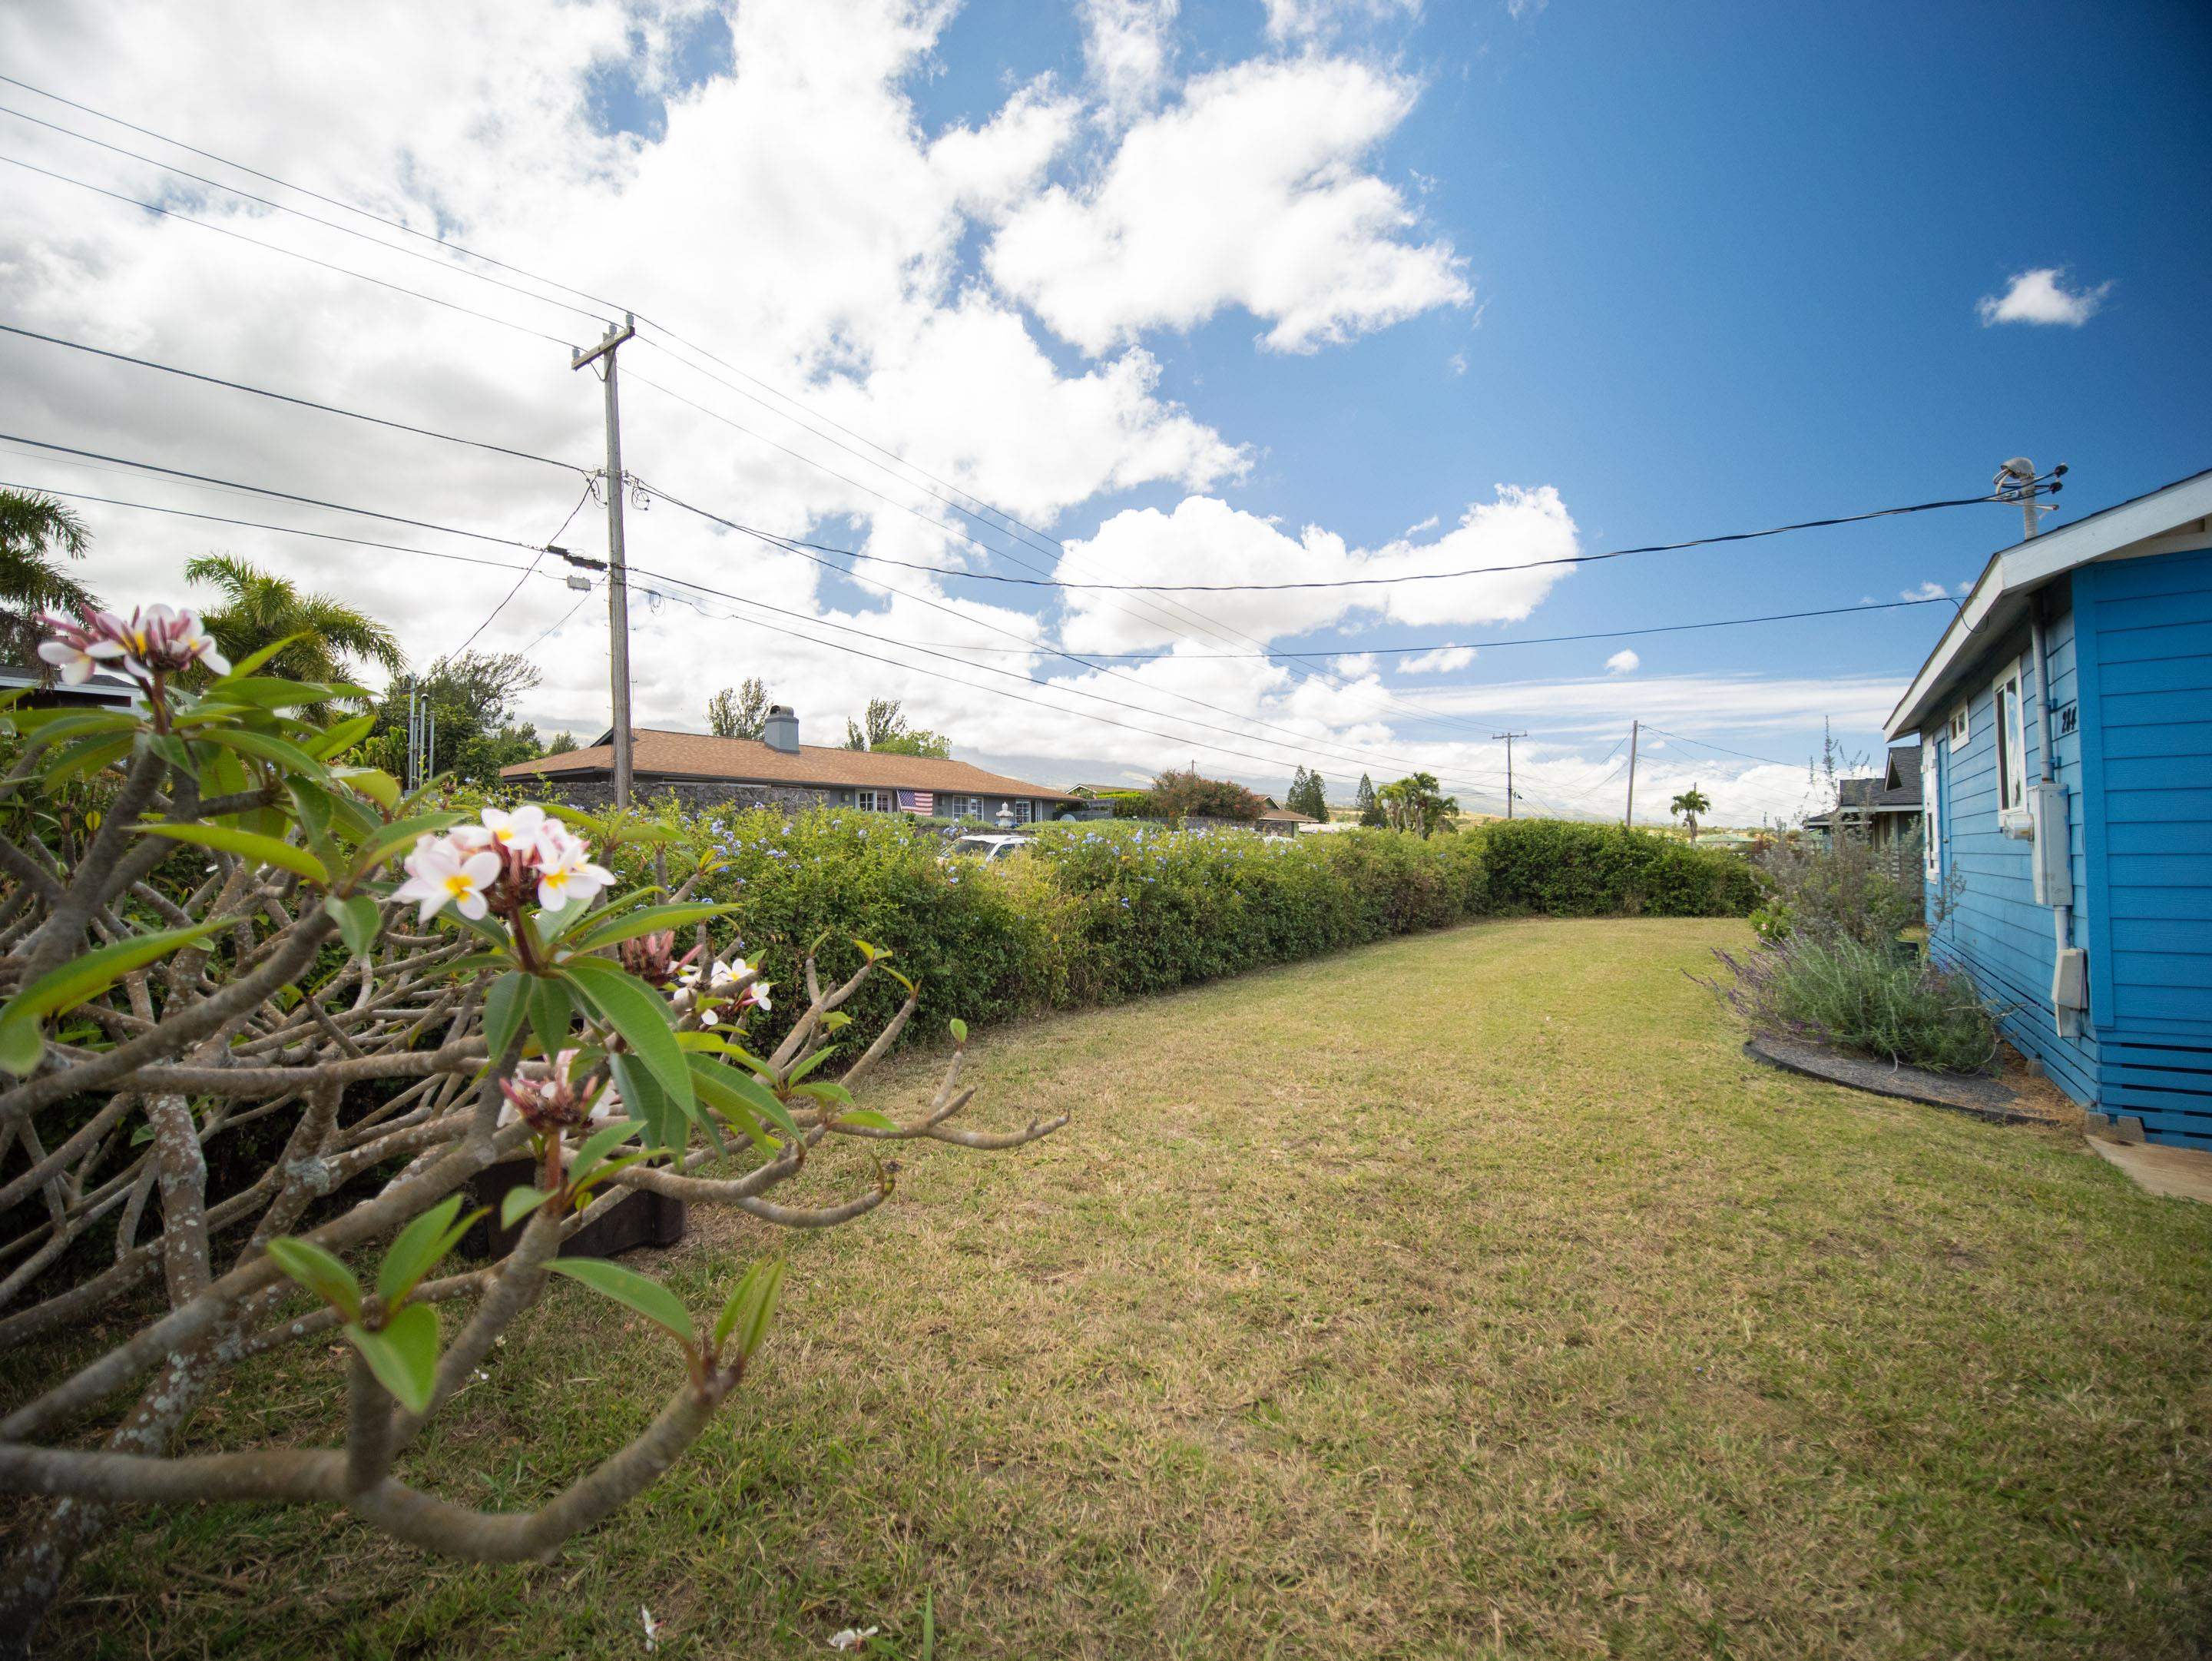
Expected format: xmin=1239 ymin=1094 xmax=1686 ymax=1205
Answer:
xmin=3 ymin=0 xmax=2206 ymax=821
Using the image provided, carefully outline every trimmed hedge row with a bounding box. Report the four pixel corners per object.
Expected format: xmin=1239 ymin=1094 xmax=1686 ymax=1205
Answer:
xmin=622 ymin=810 xmax=1755 ymax=1048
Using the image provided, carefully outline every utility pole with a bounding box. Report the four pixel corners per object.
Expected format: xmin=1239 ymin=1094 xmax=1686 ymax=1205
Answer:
xmin=1623 ymin=720 xmax=1640 ymax=827
xmin=1492 ymin=731 xmax=1526 ymax=819
xmin=574 ymin=313 xmax=637 ymax=806
xmin=1995 ymin=456 xmax=2066 ymax=542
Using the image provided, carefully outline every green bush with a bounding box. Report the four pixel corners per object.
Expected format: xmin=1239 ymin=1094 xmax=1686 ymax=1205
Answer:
xmin=1474 ymin=819 xmax=1760 ymax=917
xmin=625 ymin=810 xmax=1754 ymax=1046
xmin=1708 ymin=933 xmax=2002 ymax=1074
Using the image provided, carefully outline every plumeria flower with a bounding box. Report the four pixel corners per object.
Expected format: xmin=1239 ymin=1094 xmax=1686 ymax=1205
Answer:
xmin=534 ymin=838 xmax=615 ymax=913
xmin=498 ymin=1048 xmax=591 ymax=1132
xmin=641 ymin=1606 xmax=663 ymax=1652
xmin=474 ymin=804 xmax=551 ymax=857
xmin=36 ymin=608 xmax=128 ymax=685
xmin=393 ymin=836 xmax=501 ymax=922
xmin=827 ymin=1629 xmax=879 ymax=1653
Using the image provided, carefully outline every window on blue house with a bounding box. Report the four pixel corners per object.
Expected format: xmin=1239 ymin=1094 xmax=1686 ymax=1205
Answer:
xmin=1992 ymin=661 xmax=2028 ymax=820
xmin=1922 ymin=743 xmax=1940 ymax=880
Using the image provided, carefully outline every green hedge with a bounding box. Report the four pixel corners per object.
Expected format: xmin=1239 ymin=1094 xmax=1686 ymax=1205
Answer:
xmin=619 ymin=808 xmax=1753 ymax=1048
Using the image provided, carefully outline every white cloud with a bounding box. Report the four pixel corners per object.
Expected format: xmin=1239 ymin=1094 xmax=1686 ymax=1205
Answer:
xmin=1604 ymin=649 xmax=1638 ymax=675
xmin=1446 ymin=352 xmax=1468 ymax=376
xmin=1899 ymin=580 xmax=1949 ymax=602
xmin=1400 ymin=645 xmax=1475 ymax=673
xmin=1507 ymin=0 xmax=1549 ymax=18
xmin=1261 ymin=0 xmax=1422 ymax=41
xmin=1057 ymin=486 xmax=1579 ymax=651
xmin=1976 ymin=267 xmax=2111 ymax=327
xmin=1078 ymin=0 xmax=1179 ymax=120
xmin=988 ymin=57 xmax=1471 ymax=354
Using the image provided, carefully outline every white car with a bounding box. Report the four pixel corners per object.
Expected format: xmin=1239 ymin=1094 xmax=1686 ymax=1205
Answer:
xmin=945 ymin=833 xmax=1035 ymax=863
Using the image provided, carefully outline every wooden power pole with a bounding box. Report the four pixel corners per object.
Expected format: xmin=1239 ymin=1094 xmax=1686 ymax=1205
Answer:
xmin=573 ymin=313 xmax=637 ymax=806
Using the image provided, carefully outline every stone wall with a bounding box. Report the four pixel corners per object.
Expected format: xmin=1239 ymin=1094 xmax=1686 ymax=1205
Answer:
xmin=522 ymin=777 xmax=834 ymax=816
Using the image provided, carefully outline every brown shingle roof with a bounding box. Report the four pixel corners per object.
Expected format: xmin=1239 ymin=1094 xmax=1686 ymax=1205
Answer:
xmin=1255 ymin=805 xmax=1317 ymax=824
xmin=501 ymin=728 xmax=1078 ymax=801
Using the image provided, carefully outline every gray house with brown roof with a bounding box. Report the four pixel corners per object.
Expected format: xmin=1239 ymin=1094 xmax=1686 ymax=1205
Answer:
xmin=502 ymin=706 xmax=1080 ymax=824
xmin=1804 ymin=742 xmax=1925 ymax=895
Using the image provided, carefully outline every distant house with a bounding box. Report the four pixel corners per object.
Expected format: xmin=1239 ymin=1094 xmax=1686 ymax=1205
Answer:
xmin=502 ymin=706 xmax=1081 ymax=825
xmin=1252 ymin=797 xmax=1318 ymax=837
xmin=0 ymin=663 xmax=139 ymax=712
xmin=1805 ymin=744 xmax=1925 ymax=896
xmin=1886 ymin=467 xmax=2212 ymax=1148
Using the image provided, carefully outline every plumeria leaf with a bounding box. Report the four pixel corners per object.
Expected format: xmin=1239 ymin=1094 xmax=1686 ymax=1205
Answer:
xmin=784 ymin=1046 xmax=838 ymax=1084
xmin=949 ymin=1018 xmax=969 ymax=1044
xmin=547 ymin=1258 xmax=696 ymax=1348
xmin=377 ymin=1195 xmax=485 ymax=1306
xmin=818 ymin=1011 xmax=853 ymax=1033
xmin=204 ymin=675 xmax=336 ymax=709
xmin=345 ymin=1301 xmax=439 ymax=1414
xmin=608 ymin=1052 xmax=684 ymax=1158
xmin=333 ymin=766 xmax=402 ymax=811
xmin=526 ymin=973 xmax=577 ymax=1059
xmin=218 ymin=633 xmax=309 ymax=681
xmin=687 ymin=1056 xmax=800 ymax=1145
xmin=200 ymin=727 xmax=331 ymax=778
xmin=566 ymin=903 xmax=737 ymax=954
xmin=712 ymin=1258 xmax=786 ymax=1359
xmin=134 ymin=823 xmax=329 ymax=885
xmin=266 ymin=1236 xmax=363 ymax=1321
xmin=0 ymin=920 xmax=226 ymax=1076
xmin=325 ymin=894 xmax=383 ymax=957
xmin=570 ymin=1118 xmax=651 ymax=1186
xmin=501 ymin=1185 xmax=555 ymax=1228
xmin=482 ymin=971 xmax=530 ymax=1066
xmin=309 ymin=711 xmax=377 ymax=759
xmin=831 ymin=1106 xmax=896 ymax=1129
xmin=41 ymin=732 xmax=134 ymax=790
xmin=561 ymin=958 xmax=694 ymax=1116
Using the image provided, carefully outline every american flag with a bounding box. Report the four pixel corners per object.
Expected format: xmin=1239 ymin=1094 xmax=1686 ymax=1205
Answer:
xmin=897 ymin=789 xmax=935 ymax=814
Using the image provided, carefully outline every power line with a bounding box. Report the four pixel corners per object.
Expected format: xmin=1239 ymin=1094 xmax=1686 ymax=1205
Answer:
xmin=0 ymin=71 xmax=630 ymax=322
xmin=0 ymin=101 xmax=609 ymax=331
xmin=0 ymin=433 xmax=556 ymax=552
xmin=627 ymin=481 xmax=1522 ymax=797
xmin=1640 ymin=724 xmax=1814 ymax=771
xmin=0 ymin=323 xmax=591 ymax=473
xmin=643 ymin=482 xmax=2003 ymax=595
xmin=0 ymin=479 xmax=548 ymax=578
xmin=0 ymin=154 xmax=572 ymax=348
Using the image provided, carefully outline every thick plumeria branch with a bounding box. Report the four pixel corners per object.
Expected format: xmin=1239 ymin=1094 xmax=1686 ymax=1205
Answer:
xmin=0 ymin=600 xmax=1064 ymax=1653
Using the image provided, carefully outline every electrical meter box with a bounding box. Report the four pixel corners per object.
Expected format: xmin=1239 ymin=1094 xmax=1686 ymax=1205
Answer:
xmin=2029 ymin=781 xmax=2071 ymax=907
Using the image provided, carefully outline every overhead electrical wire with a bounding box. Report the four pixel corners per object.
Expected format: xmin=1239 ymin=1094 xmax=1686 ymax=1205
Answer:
xmin=0 ymin=154 xmax=572 ymax=348
xmin=0 ymin=433 xmax=556 ymax=552
xmin=0 ymin=323 xmax=591 ymax=474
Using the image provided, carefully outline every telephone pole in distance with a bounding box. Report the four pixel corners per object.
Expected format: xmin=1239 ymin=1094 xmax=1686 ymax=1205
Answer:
xmin=1492 ymin=731 xmax=1526 ymax=819
xmin=1623 ymin=719 xmax=1640 ymax=827
xmin=573 ymin=313 xmax=637 ymax=807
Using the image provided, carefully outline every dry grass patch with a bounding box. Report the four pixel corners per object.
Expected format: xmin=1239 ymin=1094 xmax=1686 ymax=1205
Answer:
xmin=13 ymin=917 xmax=2211 ymax=1658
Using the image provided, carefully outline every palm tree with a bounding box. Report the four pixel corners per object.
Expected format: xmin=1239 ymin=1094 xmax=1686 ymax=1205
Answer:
xmin=184 ymin=554 xmax=404 ymax=687
xmin=1671 ymin=785 xmax=1712 ymax=841
xmin=0 ymin=489 xmax=100 ymax=667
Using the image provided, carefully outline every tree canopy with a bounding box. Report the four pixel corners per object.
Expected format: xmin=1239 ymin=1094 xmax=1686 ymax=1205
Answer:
xmin=363 ymin=651 xmax=548 ymax=787
xmin=1286 ymin=765 xmax=1329 ymax=821
xmin=1377 ymin=772 xmax=1459 ymax=837
xmin=707 ymin=678 xmax=770 ymax=740
xmin=0 ymin=489 xmax=99 ymax=667
xmin=184 ymin=553 xmax=404 ymax=688
xmin=843 ymin=697 xmax=951 ymax=758
xmin=1356 ymin=772 xmax=1383 ymax=827
xmin=1671 ymin=786 xmax=1713 ymax=841
xmin=1147 ymin=768 xmax=1262 ymax=822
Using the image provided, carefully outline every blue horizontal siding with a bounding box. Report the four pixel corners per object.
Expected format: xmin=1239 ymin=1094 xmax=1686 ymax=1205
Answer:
xmin=2079 ymin=550 xmax=2212 ymax=1145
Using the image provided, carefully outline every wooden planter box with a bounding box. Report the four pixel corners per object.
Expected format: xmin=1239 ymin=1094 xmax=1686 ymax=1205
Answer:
xmin=459 ymin=1157 xmax=686 ymax=1262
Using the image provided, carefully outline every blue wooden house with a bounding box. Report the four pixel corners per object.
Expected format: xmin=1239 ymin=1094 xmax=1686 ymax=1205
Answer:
xmin=1886 ymin=467 xmax=2212 ymax=1147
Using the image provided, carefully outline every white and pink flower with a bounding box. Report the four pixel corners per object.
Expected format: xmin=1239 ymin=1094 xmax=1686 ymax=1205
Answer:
xmin=39 ymin=604 xmax=230 ymax=684
xmin=392 ymin=835 xmax=501 ymax=922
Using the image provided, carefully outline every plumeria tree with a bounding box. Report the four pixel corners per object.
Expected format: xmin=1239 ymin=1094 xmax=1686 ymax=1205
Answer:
xmin=0 ymin=602 xmax=1064 ymax=1650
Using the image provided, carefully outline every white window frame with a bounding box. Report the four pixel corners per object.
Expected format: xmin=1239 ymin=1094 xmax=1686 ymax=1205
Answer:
xmin=855 ymin=788 xmax=889 ymax=813
xmin=1012 ymin=798 xmax=1033 ymax=824
xmin=963 ymin=796 xmax=983 ymax=820
xmin=1921 ymin=741 xmax=1940 ymax=880
xmin=1947 ymin=704 xmax=1969 ymax=748
xmin=1991 ymin=659 xmax=2028 ymax=827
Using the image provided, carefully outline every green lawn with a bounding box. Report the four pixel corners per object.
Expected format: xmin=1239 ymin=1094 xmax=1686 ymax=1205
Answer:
xmin=25 ymin=917 xmax=2212 ymax=1658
